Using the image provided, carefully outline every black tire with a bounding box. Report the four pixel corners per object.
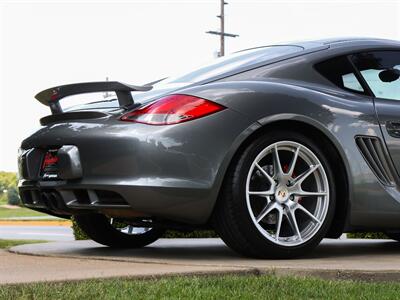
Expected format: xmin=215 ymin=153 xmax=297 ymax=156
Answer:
xmin=213 ymin=130 xmax=336 ymax=258
xmin=74 ymin=214 xmax=165 ymax=248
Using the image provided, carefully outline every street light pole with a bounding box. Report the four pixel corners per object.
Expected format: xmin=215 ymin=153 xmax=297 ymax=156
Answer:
xmin=206 ymin=1 xmax=238 ymax=57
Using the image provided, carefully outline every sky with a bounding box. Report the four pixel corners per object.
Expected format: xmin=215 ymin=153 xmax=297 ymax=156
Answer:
xmin=1 ymin=0 xmax=400 ymax=171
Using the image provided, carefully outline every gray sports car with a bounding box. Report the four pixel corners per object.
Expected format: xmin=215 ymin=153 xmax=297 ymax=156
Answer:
xmin=18 ymin=38 xmax=400 ymax=258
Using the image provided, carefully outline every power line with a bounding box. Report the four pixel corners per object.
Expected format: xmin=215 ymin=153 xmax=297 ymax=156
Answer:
xmin=206 ymin=0 xmax=239 ymax=57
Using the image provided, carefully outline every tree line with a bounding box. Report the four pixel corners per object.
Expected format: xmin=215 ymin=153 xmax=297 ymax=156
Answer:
xmin=0 ymin=171 xmax=20 ymax=205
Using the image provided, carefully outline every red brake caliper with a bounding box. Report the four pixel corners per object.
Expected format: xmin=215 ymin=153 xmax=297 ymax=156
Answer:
xmin=282 ymin=164 xmax=302 ymax=203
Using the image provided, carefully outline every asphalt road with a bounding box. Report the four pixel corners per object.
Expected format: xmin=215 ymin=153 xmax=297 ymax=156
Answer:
xmin=0 ymin=225 xmax=74 ymax=241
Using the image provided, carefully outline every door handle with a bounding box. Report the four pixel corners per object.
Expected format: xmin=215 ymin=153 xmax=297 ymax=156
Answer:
xmin=386 ymin=121 xmax=400 ymax=138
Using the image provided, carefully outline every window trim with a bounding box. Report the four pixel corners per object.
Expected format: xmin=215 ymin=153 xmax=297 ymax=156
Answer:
xmin=346 ymin=55 xmax=374 ymax=97
xmin=313 ymin=54 xmax=370 ymax=96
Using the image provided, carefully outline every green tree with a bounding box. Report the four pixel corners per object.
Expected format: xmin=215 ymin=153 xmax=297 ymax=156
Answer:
xmin=7 ymin=187 xmax=20 ymax=206
xmin=0 ymin=172 xmax=18 ymax=204
xmin=0 ymin=172 xmax=17 ymax=190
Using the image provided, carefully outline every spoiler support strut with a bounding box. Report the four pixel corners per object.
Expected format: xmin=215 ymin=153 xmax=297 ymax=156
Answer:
xmin=35 ymin=81 xmax=152 ymax=114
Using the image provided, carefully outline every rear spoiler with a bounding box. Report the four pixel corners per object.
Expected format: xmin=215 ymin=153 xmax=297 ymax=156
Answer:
xmin=35 ymin=81 xmax=152 ymax=114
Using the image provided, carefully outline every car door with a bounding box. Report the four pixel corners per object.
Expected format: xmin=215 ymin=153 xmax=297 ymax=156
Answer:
xmin=350 ymin=50 xmax=400 ymax=174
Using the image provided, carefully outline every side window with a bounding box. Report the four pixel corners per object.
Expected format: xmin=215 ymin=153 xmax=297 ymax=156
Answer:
xmin=342 ymin=73 xmax=364 ymax=92
xmin=351 ymin=51 xmax=400 ymax=101
xmin=315 ymin=56 xmax=365 ymax=94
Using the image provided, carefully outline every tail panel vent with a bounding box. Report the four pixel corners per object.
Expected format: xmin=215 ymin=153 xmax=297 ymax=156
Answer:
xmin=355 ymin=136 xmax=397 ymax=186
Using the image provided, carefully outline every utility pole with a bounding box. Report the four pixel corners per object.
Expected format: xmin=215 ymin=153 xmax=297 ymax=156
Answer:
xmin=220 ymin=0 xmax=225 ymax=56
xmin=206 ymin=0 xmax=238 ymax=57
xmin=103 ymin=76 xmax=111 ymax=99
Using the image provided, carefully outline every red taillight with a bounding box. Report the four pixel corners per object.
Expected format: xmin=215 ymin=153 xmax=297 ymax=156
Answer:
xmin=42 ymin=152 xmax=59 ymax=170
xmin=120 ymin=94 xmax=225 ymax=125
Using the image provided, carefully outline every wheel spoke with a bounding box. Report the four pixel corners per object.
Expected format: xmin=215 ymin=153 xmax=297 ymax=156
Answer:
xmin=292 ymin=164 xmax=320 ymax=186
xmin=246 ymin=141 xmax=329 ymax=247
xmin=296 ymin=203 xmax=321 ymax=224
xmin=254 ymin=163 xmax=275 ymax=186
xmin=294 ymin=190 xmax=327 ymax=197
xmin=128 ymin=225 xmax=134 ymax=234
xmin=275 ymin=208 xmax=283 ymax=241
xmin=248 ymin=190 xmax=274 ymax=196
xmin=256 ymin=202 xmax=277 ymax=223
xmin=287 ymin=146 xmax=300 ymax=176
xmin=286 ymin=209 xmax=302 ymax=241
xmin=272 ymin=145 xmax=283 ymax=178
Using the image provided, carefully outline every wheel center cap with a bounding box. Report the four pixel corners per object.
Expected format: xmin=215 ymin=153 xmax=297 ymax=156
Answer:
xmin=275 ymin=186 xmax=289 ymax=203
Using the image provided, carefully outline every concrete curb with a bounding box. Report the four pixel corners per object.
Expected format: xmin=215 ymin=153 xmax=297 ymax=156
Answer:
xmin=8 ymin=238 xmax=400 ymax=282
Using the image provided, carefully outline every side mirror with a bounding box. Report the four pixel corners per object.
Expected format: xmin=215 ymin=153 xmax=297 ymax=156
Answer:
xmin=379 ymin=69 xmax=400 ymax=83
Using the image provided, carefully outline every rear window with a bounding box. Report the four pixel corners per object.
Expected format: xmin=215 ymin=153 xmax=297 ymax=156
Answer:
xmin=315 ymin=56 xmax=366 ymax=95
xmin=60 ymin=92 xmax=118 ymax=112
xmin=158 ymin=45 xmax=303 ymax=85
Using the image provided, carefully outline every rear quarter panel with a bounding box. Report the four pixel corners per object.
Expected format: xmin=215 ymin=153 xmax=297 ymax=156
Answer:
xmin=181 ymin=80 xmax=400 ymax=229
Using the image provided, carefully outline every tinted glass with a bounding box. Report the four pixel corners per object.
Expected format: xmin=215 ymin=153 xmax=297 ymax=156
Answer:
xmin=60 ymin=92 xmax=118 ymax=111
xmin=351 ymin=51 xmax=400 ymax=101
xmin=158 ymin=46 xmax=303 ymax=85
xmin=315 ymin=56 xmax=365 ymax=94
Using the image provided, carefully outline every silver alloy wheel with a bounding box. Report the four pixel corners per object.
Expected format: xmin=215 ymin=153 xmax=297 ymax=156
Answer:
xmin=109 ymin=218 xmax=152 ymax=235
xmin=246 ymin=141 xmax=329 ymax=247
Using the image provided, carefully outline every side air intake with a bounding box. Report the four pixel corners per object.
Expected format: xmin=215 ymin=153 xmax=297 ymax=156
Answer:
xmin=355 ymin=136 xmax=397 ymax=186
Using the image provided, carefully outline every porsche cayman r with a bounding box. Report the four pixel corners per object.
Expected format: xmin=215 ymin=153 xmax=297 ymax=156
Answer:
xmin=18 ymin=38 xmax=400 ymax=258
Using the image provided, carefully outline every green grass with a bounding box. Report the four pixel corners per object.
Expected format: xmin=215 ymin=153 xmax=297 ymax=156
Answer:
xmin=0 ymin=239 xmax=46 ymax=249
xmin=2 ymin=274 xmax=400 ymax=299
xmin=0 ymin=206 xmax=48 ymax=219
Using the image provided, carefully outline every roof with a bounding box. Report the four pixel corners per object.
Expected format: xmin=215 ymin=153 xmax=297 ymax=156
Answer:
xmin=239 ymin=37 xmax=400 ymax=55
xmin=296 ymin=37 xmax=400 ymax=49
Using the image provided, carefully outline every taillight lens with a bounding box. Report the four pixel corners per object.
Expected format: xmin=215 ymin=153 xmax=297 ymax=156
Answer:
xmin=120 ymin=94 xmax=225 ymax=125
xmin=42 ymin=151 xmax=59 ymax=170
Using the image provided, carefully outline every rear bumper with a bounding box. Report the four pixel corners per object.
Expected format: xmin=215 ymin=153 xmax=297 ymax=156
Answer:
xmin=19 ymin=179 xmax=211 ymax=222
xmin=18 ymin=110 xmax=254 ymax=224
